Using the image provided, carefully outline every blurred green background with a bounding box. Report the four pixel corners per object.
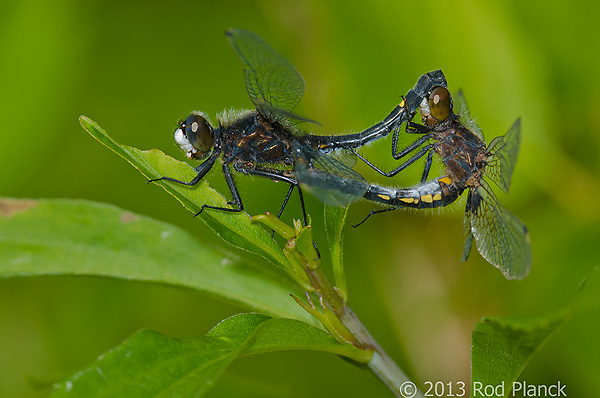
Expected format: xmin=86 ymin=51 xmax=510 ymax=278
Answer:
xmin=1 ymin=0 xmax=599 ymax=396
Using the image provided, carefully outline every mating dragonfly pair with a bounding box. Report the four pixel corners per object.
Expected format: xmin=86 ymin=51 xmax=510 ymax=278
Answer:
xmin=150 ymin=29 xmax=531 ymax=279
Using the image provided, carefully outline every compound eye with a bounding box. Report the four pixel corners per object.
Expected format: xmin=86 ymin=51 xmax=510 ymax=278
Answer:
xmin=429 ymin=86 xmax=452 ymax=122
xmin=183 ymin=114 xmax=213 ymax=151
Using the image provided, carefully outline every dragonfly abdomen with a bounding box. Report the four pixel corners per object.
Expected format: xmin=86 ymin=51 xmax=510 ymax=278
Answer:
xmin=365 ymin=176 xmax=464 ymax=209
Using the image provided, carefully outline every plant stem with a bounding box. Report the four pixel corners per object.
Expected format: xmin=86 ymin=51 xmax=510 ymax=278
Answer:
xmin=252 ymin=213 xmax=422 ymax=396
xmin=305 ymin=267 xmax=423 ymax=398
xmin=342 ymin=308 xmax=424 ymax=398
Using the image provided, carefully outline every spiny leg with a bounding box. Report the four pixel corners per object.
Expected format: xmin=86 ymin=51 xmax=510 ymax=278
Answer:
xmin=277 ymin=184 xmax=295 ymax=219
xmin=352 ymin=207 xmax=398 ymax=228
xmin=421 ymin=149 xmax=435 ymax=183
xmin=234 ymin=165 xmax=309 ymax=227
xmin=351 ymin=141 xmax=434 ymax=178
xmin=234 ymin=164 xmax=318 ymax=258
xmin=193 ymin=163 xmax=244 ymax=217
xmin=271 ymin=184 xmax=295 ymax=239
xmin=147 ymin=152 xmax=242 ymax=217
xmin=148 ymin=151 xmax=219 ymax=186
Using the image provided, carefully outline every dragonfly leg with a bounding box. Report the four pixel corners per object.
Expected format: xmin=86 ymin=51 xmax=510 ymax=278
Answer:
xmin=193 ymin=163 xmax=244 ymax=217
xmin=352 ymin=207 xmax=398 ymax=228
xmin=405 ymin=120 xmax=431 ymax=134
xmin=233 ymin=164 xmax=309 ymax=227
xmin=392 ymin=128 xmax=432 ymax=159
xmin=421 ymin=149 xmax=435 ymax=183
xmin=234 ymin=164 xmax=320 ymax=259
xmin=148 ymin=151 xmax=220 ymax=186
xmin=148 ymin=151 xmax=242 ymax=217
xmin=277 ymin=185 xmax=295 ymax=219
xmin=351 ymin=141 xmax=434 ymax=178
xmin=270 ymin=184 xmax=295 ymax=239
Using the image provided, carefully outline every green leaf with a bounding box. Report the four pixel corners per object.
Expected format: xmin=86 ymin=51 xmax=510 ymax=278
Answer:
xmin=295 ymin=225 xmax=319 ymax=269
xmin=324 ymin=204 xmax=349 ymax=301
xmin=471 ymin=267 xmax=600 ymax=397
xmin=204 ymin=372 xmax=296 ymax=398
xmin=0 ymin=197 xmax=315 ymax=324
xmin=79 ymin=115 xmax=289 ymax=270
xmin=49 ymin=313 xmax=371 ymax=397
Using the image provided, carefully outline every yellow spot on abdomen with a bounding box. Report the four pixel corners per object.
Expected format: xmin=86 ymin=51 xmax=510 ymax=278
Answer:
xmin=378 ymin=194 xmax=391 ymax=201
xmin=439 ymin=177 xmax=451 ymax=185
xmin=421 ymin=194 xmax=433 ymax=203
xmin=399 ymin=197 xmax=415 ymax=204
xmin=399 ymin=99 xmax=405 ymax=108
xmin=433 ymin=193 xmax=442 ymax=201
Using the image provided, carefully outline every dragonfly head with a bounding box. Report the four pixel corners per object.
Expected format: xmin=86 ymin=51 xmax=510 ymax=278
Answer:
xmin=420 ymin=86 xmax=454 ymax=126
xmin=174 ymin=112 xmax=214 ymax=160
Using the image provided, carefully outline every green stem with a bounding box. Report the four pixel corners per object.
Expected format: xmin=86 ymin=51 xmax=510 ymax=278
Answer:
xmin=340 ymin=309 xmax=424 ymax=398
xmin=304 ymin=267 xmax=423 ymax=398
xmin=255 ymin=213 xmax=422 ymax=396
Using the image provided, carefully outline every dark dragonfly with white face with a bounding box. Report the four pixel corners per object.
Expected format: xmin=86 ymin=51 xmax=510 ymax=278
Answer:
xmin=150 ymin=29 xmax=443 ymax=223
xmin=355 ymin=76 xmax=531 ymax=279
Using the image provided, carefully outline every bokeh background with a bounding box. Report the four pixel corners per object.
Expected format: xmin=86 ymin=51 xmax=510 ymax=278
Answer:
xmin=1 ymin=0 xmax=599 ymax=396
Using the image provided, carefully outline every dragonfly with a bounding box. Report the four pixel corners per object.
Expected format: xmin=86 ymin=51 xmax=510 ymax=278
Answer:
xmin=353 ymin=80 xmax=531 ymax=279
xmin=150 ymin=28 xmax=443 ymax=224
xmin=302 ymin=69 xmax=448 ymax=154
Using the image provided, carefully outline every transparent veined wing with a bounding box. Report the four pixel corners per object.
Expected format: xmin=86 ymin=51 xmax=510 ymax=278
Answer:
xmin=292 ymin=141 xmax=368 ymax=207
xmin=485 ymin=118 xmax=521 ymax=193
xmin=257 ymin=102 xmax=320 ymax=126
xmin=329 ymin=147 xmax=359 ymax=169
xmin=226 ymin=29 xmax=305 ymax=124
xmin=461 ymin=188 xmax=475 ymax=262
xmin=453 ymin=90 xmax=484 ymax=141
xmin=468 ymin=180 xmax=531 ymax=279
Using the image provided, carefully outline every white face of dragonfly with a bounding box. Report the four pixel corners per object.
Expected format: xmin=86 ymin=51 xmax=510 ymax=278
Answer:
xmin=419 ymin=97 xmax=432 ymax=121
xmin=174 ymin=113 xmax=214 ymax=160
xmin=174 ymin=127 xmax=197 ymax=159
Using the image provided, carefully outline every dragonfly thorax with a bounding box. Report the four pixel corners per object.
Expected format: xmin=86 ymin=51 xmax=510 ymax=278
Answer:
xmin=220 ymin=112 xmax=294 ymax=165
xmin=433 ymin=122 xmax=488 ymax=187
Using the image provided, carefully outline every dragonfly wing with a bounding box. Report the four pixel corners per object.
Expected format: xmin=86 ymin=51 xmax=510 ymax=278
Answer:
xmin=461 ymin=188 xmax=475 ymax=262
xmin=453 ymin=90 xmax=485 ymax=141
xmin=258 ymin=102 xmax=320 ymax=126
xmin=226 ymin=29 xmax=305 ymax=123
xmin=485 ymin=118 xmax=521 ymax=193
xmin=330 ymin=148 xmax=358 ymax=168
xmin=469 ymin=180 xmax=531 ymax=279
xmin=292 ymin=141 xmax=368 ymax=206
